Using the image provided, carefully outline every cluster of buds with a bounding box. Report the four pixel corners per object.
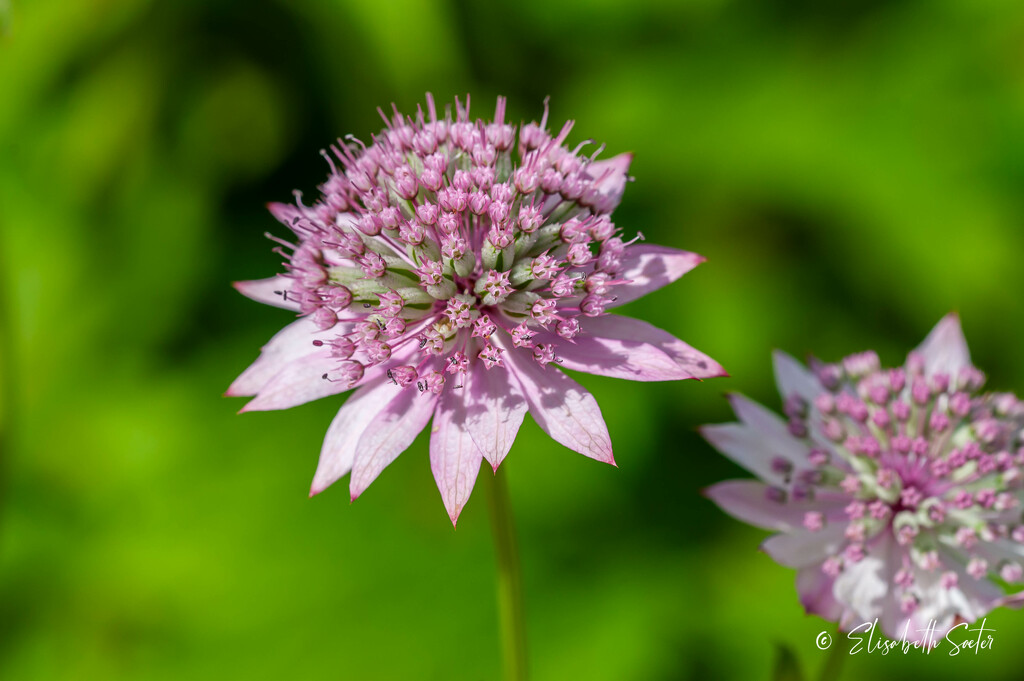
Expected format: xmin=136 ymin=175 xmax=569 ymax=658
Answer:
xmin=703 ymin=316 xmax=1024 ymax=638
xmin=263 ymin=94 xmax=635 ymax=393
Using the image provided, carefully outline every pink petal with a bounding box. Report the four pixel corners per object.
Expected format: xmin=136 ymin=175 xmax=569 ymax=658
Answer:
xmin=796 ymin=566 xmax=843 ymax=621
xmin=913 ymin=313 xmax=972 ymax=377
xmin=267 ymin=201 xmax=303 ymax=229
xmin=536 ymin=329 xmax=695 ymax=382
xmin=704 ymin=480 xmax=809 ymax=531
xmin=310 ymin=379 xmax=401 ymax=496
xmin=575 ymin=315 xmax=726 ymax=379
xmin=239 ymin=350 xmax=345 ymax=412
xmin=227 ymin=318 xmax=342 ymax=397
xmin=728 ymin=394 xmax=806 ymax=456
xmin=349 ymin=382 xmax=440 ymax=500
xmin=609 ymin=245 xmax=705 ymax=307
xmin=430 ymin=387 xmax=485 ymax=526
xmin=501 ymin=340 xmax=614 ymax=465
xmin=585 ymin=152 xmax=632 ymax=210
xmin=233 ymin=276 xmax=299 ymax=311
xmin=760 ymin=524 xmax=847 ymax=568
xmin=464 ymin=360 xmax=527 ymax=471
xmin=772 ymin=350 xmax=820 ymax=403
xmin=699 ymin=396 xmax=813 ymax=482
xmin=700 ymin=423 xmax=779 ymax=481
xmin=1004 ymin=591 xmax=1024 ymax=609
xmin=240 ymin=343 xmax=415 ymax=412
xmin=723 ymin=392 xmax=826 ymax=469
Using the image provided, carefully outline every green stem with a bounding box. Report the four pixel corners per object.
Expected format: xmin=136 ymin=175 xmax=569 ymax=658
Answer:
xmin=487 ymin=467 xmax=528 ymax=681
xmin=0 ymin=228 xmax=12 ymax=533
xmin=818 ymin=633 xmax=847 ymax=681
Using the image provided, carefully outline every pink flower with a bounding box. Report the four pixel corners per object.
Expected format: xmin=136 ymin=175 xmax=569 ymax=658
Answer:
xmin=702 ymin=314 xmax=1024 ymax=639
xmin=229 ymin=94 xmax=724 ymax=525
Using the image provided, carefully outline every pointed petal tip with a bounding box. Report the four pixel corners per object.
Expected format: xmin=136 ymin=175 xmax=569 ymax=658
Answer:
xmin=224 ymin=380 xmax=250 ymax=398
xmin=237 ymin=398 xmax=264 ymax=414
xmin=932 ymin=311 xmax=964 ymax=331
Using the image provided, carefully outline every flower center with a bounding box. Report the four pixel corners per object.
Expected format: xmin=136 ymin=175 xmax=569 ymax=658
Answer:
xmin=266 ymin=95 xmax=634 ymax=394
xmin=765 ymin=350 xmax=1024 ymax=610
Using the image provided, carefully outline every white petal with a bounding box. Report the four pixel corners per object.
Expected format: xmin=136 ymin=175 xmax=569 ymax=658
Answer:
xmin=832 ymin=540 xmax=891 ymax=622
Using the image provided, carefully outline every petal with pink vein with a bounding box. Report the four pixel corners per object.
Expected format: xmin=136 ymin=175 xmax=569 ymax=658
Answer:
xmin=913 ymin=312 xmax=972 ymax=377
xmin=227 ymin=318 xmax=344 ymax=396
xmin=609 ymin=245 xmax=705 ymax=307
xmin=576 ymin=315 xmax=725 ymax=379
xmin=465 ymin=358 xmax=527 ymax=471
xmin=502 ymin=342 xmax=614 ymax=465
xmin=310 ymin=379 xmax=403 ymax=496
xmin=430 ymin=387 xmax=485 ymax=526
xmin=349 ymin=379 xmax=440 ymax=500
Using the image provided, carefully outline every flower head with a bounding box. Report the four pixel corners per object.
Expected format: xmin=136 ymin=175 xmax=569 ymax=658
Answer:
xmin=229 ymin=94 xmax=724 ymax=525
xmin=702 ymin=314 xmax=1024 ymax=638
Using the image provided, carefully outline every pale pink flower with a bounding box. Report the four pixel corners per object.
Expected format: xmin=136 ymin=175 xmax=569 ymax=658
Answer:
xmin=229 ymin=94 xmax=724 ymax=525
xmin=702 ymin=314 xmax=1024 ymax=639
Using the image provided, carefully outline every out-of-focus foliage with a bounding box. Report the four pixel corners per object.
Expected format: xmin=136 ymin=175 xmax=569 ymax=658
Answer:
xmin=4 ymin=0 xmax=1024 ymax=679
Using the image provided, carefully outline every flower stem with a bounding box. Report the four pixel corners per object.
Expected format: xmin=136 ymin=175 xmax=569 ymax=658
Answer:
xmin=818 ymin=633 xmax=847 ymax=681
xmin=487 ymin=467 xmax=528 ymax=681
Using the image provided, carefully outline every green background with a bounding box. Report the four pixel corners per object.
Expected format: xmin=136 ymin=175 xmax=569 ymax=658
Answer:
xmin=4 ymin=0 xmax=1024 ymax=678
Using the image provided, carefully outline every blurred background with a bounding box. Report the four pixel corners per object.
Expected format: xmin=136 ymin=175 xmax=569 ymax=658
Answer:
xmin=4 ymin=0 xmax=1024 ymax=678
